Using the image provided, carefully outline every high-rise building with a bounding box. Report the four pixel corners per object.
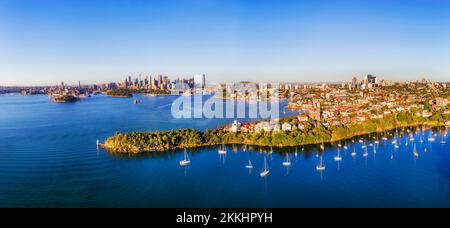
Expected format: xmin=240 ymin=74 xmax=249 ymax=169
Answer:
xmin=201 ymin=74 xmax=206 ymax=89
xmin=365 ymin=74 xmax=377 ymax=84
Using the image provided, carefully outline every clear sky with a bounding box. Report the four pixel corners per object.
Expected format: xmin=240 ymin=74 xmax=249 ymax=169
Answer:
xmin=1 ymin=0 xmax=450 ymax=86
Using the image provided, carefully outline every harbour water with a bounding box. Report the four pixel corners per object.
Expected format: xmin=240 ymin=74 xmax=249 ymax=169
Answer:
xmin=0 ymin=94 xmax=449 ymax=207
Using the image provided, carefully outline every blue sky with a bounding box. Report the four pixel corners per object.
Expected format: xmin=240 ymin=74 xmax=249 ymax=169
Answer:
xmin=1 ymin=0 xmax=449 ymax=86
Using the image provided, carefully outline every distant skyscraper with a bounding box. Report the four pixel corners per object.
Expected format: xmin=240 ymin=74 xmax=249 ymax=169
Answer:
xmin=201 ymin=74 xmax=206 ymax=89
xmin=365 ymin=74 xmax=377 ymax=84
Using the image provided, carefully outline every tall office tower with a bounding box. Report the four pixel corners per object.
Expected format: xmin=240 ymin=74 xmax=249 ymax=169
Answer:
xmin=158 ymin=75 xmax=163 ymax=86
xmin=163 ymin=76 xmax=169 ymax=85
xmin=149 ymin=76 xmax=153 ymax=89
xmin=128 ymin=76 xmax=132 ymax=85
xmin=201 ymin=74 xmax=206 ymax=89
xmin=351 ymin=77 xmax=358 ymax=85
xmin=365 ymin=74 xmax=377 ymax=84
xmin=78 ymin=81 xmax=81 ymax=88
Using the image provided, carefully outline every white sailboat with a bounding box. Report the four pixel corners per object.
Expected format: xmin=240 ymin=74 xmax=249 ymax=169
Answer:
xmin=320 ymin=143 xmax=325 ymax=150
xmin=351 ymin=146 xmax=357 ymax=157
xmin=260 ymin=157 xmax=269 ymax=177
xmin=413 ymin=144 xmax=419 ymax=158
xmin=179 ymin=150 xmax=191 ymax=166
xmin=440 ymin=134 xmax=447 ymax=144
xmin=218 ymin=144 xmax=227 ymax=155
xmin=282 ymin=154 xmax=291 ymax=167
xmin=245 ymin=160 xmax=253 ymax=169
xmin=334 ymin=149 xmax=342 ymax=161
xmin=363 ymin=147 xmax=369 ymax=157
xmin=316 ymin=154 xmax=326 ymax=171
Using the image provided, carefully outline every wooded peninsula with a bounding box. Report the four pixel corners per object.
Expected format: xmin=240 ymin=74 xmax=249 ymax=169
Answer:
xmin=102 ymin=110 xmax=449 ymax=154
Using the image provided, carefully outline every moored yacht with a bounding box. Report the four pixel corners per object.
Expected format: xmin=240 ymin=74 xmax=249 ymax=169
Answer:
xmin=218 ymin=144 xmax=227 ymax=155
xmin=282 ymin=154 xmax=291 ymax=167
xmin=245 ymin=160 xmax=253 ymax=169
xmin=260 ymin=157 xmax=270 ymax=177
xmin=316 ymin=154 xmax=326 ymax=171
xmin=179 ymin=150 xmax=191 ymax=166
xmin=334 ymin=149 xmax=342 ymax=161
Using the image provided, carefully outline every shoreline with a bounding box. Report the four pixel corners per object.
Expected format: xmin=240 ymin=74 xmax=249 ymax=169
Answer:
xmin=102 ymin=122 xmax=448 ymax=154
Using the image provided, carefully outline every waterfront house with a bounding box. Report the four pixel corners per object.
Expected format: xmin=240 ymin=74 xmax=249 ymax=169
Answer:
xmin=422 ymin=110 xmax=433 ymax=118
xmin=298 ymin=114 xmax=309 ymax=122
xmin=230 ymin=120 xmax=242 ymax=133
xmin=281 ymin=122 xmax=292 ymax=131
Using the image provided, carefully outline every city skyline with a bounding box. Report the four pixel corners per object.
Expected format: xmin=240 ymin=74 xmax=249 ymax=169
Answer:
xmin=1 ymin=0 xmax=450 ymax=86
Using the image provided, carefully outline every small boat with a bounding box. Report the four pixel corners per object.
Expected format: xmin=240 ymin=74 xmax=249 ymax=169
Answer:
xmin=440 ymin=140 xmax=447 ymax=144
xmin=363 ymin=150 xmax=369 ymax=157
xmin=382 ymin=137 xmax=388 ymax=141
xmin=390 ymin=154 xmax=394 ymax=160
xmin=260 ymin=157 xmax=270 ymax=177
xmin=344 ymin=145 xmax=348 ymax=150
xmin=351 ymin=147 xmax=357 ymax=156
xmin=359 ymin=139 xmax=364 ymax=143
xmin=316 ymin=155 xmax=326 ymax=171
xmin=424 ymin=148 xmax=428 ymax=153
xmin=369 ymin=143 xmax=373 ymax=147
xmin=320 ymin=144 xmax=325 ymax=150
xmin=179 ymin=150 xmax=191 ymax=166
xmin=428 ymin=137 xmax=436 ymax=142
xmin=394 ymin=145 xmax=399 ymax=149
xmin=337 ymin=143 xmax=342 ymax=148
xmin=96 ymin=139 xmax=100 ymax=146
xmin=334 ymin=149 xmax=342 ymax=161
xmin=245 ymin=160 xmax=253 ymax=169
xmin=218 ymin=144 xmax=227 ymax=155
xmin=361 ymin=145 xmax=367 ymax=149
xmin=282 ymin=154 xmax=291 ymax=167
xmin=374 ymin=140 xmax=380 ymax=144
xmin=413 ymin=145 xmax=419 ymax=158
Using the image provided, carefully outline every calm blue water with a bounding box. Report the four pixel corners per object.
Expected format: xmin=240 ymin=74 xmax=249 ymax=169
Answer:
xmin=0 ymin=94 xmax=449 ymax=208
